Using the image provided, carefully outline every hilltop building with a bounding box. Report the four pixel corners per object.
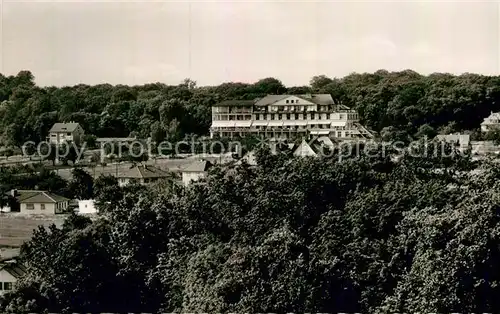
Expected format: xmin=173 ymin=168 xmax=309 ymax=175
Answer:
xmin=47 ymin=122 xmax=84 ymax=145
xmin=210 ymin=94 xmax=372 ymax=140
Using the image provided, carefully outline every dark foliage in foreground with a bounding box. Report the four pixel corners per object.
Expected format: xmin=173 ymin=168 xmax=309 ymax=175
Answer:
xmin=2 ymin=142 xmax=500 ymax=313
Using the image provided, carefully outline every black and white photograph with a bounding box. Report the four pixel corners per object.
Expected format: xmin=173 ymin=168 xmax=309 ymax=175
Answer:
xmin=0 ymin=0 xmax=499 ymax=313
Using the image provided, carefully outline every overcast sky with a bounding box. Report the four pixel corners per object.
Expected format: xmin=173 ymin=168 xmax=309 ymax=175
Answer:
xmin=1 ymin=0 xmax=499 ymax=87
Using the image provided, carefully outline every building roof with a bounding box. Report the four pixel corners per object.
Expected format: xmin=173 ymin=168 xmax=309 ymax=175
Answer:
xmin=0 ymin=259 xmax=26 ymax=279
xmin=181 ymin=160 xmax=213 ymax=172
xmin=482 ymin=112 xmax=500 ymax=125
xmin=297 ymin=94 xmax=334 ymax=105
xmin=291 ymin=138 xmax=336 ymax=157
xmin=254 ymin=95 xmax=290 ymax=106
xmin=254 ymin=94 xmax=334 ymax=106
xmin=96 ymin=137 xmax=137 ymax=142
xmin=49 ymin=122 xmax=81 ymax=133
xmin=215 ymin=99 xmax=256 ymax=107
xmin=214 ymin=94 xmax=336 ymax=107
xmin=292 ymin=140 xmax=318 ymax=157
xmin=9 ymin=190 xmax=69 ymax=204
xmin=118 ymin=165 xmax=170 ymax=179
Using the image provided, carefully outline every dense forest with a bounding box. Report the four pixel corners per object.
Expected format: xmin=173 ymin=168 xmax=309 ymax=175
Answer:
xmin=1 ymin=70 xmax=500 ymax=148
xmin=3 ymin=141 xmax=500 ymax=313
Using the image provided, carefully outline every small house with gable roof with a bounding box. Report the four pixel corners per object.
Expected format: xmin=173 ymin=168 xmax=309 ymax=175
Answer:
xmin=48 ymin=122 xmax=84 ymax=145
xmin=116 ymin=164 xmax=171 ymax=187
xmin=2 ymin=189 xmax=69 ymax=214
xmin=0 ymin=248 xmax=25 ymax=296
xmin=181 ymin=160 xmax=213 ymax=186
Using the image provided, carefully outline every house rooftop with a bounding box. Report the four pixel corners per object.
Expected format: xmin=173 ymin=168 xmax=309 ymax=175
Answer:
xmin=254 ymin=94 xmax=335 ymax=106
xmin=213 ymin=94 xmax=337 ymax=107
xmin=291 ymin=138 xmax=336 ymax=157
xmin=215 ymin=99 xmax=256 ymax=107
xmin=6 ymin=190 xmax=69 ymax=203
xmin=181 ymin=160 xmax=213 ymax=172
xmin=0 ymin=257 xmax=26 ymax=279
xmin=49 ymin=122 xmax=81 ymax=133
xmin=96 ymin=137 xmax=137 ymax=142
xmin=118 ymin=165 xmax=170 ymax=179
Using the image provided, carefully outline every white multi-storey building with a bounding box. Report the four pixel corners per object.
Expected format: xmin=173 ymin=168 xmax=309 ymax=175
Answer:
xmin=210 ymin=94 xmax=372 ymax=140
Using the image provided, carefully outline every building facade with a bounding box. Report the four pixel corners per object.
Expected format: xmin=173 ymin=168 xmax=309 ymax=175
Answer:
xmin=2 ymin=190 xmax=69 ymax=214
xmin=210 ymin=94 xmax=372 ymax=140
xmin=481 ymin=112 xmax=500 ymax=132
xmin=77 ymin=199 xmax=97 ymax=214
xmin=48 ymin=122 xmax=85 ymax=145
xmin=181 ymin=160 xmax=212 ymax=186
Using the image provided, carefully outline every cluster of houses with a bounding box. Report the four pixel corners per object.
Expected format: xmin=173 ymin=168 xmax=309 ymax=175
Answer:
xmin=0 ymin=159 xmax=213 ymax=215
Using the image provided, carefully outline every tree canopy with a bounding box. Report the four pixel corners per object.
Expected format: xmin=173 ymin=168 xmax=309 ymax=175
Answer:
xmin=1 ymin=70 xmax=499 ymax=147
xmin=3 ymin=142 xmax=500 ymax=313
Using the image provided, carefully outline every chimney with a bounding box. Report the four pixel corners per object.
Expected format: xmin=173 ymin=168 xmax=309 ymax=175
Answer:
xmin=10 ymin=189 xmax=16 ymax=197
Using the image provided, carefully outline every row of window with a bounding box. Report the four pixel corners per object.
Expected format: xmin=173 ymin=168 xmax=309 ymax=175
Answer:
xmin=26 ymin=202 xmax=66 ymax=210
xmin=257 ymin=113 xmax=334 ymax=120
xmin=0 ymin=282 xmax=13 ymax=291
xmin=26 ymin=203 xmax=44 ymax=210
xmin=216 ymin=131 xmax=353 ymax=138
xmin=252 ymin=125 xmax=351 ymax=130
xmin=50 ymin=133 xmax=72 ymax=136
xmin=214 ymin=113 xmax=357 ymax=121
xmin=269 ymin=105 xmax=316 ymax=112
xmin=212 ymin=124 xmax=353 ymax=130
xmin=56 ymin=202 xmax=66 ymax=210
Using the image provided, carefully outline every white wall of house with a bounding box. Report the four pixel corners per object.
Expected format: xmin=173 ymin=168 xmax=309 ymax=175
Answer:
xmin=48 ymin=126 xmax=84 ymax=145
xmin=118 ymin=177 xmax=164 ymax=187
xmin=118 ymin=178 xmax=148 ymax=187
xmin=20 ymin=202 xmax=56 ymax=214
xmin=182 ymin=172 xmax=205 ymax=186
xmin=118 ymin=178 xmax=130 ymax=187
xmin=78 ymin=200 xmax=97 ymax=214
xmin=20 ymin=201 xmax=67 ymax=215
xmin=49 ymin=132 xmax=75 ymax=145
xmin=270 ymin=96 xmax=316 ymax=111
xmin=0 ymin=268 xmax=17 ymax=296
